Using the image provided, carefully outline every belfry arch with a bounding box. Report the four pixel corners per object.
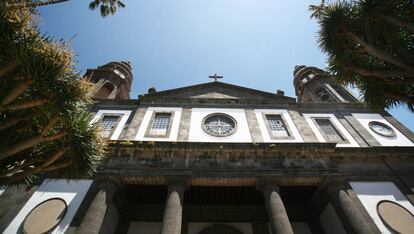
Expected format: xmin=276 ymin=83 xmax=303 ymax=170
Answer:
xmin=94 ymin=82 xmax=115 ymax=99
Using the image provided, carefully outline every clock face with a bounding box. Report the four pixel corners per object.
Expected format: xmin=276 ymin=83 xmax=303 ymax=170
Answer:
xmin=202 ymin=113 xmax=237 ymax=137
xmin=369 ymin=121 xmax=396 ymax=137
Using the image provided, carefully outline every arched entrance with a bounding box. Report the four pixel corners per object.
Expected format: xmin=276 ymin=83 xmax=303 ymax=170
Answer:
xmin=199 ymin=224 xmax=243 ymax=234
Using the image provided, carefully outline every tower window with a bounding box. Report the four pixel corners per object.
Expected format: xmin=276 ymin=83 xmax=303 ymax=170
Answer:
xmin=264 ymin=114 xmax=292 ymax=139
xmin=146 ymin=112 xmax=173 ymax=137
xmin=313 ymin=118 xmax=347 ymax=143
xmin=315 ymin=88 xmax=330 ymax=102
xmin=99 ymin=115 xmax=121 ymax=138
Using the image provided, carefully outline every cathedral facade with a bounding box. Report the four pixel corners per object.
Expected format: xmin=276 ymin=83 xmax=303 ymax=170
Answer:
xmin=1 ymin=61 xmax=414 ymax=234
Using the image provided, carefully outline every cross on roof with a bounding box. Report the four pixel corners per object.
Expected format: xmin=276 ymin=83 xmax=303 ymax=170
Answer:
xmin=209 ymin=73 xmax=223 ymax=82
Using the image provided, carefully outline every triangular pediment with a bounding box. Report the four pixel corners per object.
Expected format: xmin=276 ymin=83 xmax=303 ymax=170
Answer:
xmin=141 ymin=82 xmax=296 ymax=102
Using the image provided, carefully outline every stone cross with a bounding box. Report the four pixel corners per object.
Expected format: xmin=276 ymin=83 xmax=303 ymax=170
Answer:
xmin=209 ymin=73 xmax=223 ymax=82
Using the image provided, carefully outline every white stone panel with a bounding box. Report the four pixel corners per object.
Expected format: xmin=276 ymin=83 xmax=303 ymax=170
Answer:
xmin=135 ymin=107 xmax=182 ymax=142
xmin=188 ymin=222 xmax=253 ymax=234
xmin=188 ymin=108 xmax=252 ymax=142
xmin=127 ymin=221 xmax=161 ymax=234
xmin=319 ymin=203 xmax=346 ymax=234
xmin=352 ymin=113 xmax=414 ymax=146
xmin=90 ymin=110 xmax=132 ymax=140
xmin=255 ymin=109 xmax=303 ymax=143
xmin=303 ymin=113 xmax=359 ymax=147
xmin=350 ymin=181 xmax=414 ymax=234
xmin=5 ymin=179 xmax=92 ymax=234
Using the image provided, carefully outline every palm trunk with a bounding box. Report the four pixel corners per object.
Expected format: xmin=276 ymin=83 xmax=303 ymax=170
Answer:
xmin=343 ymin=27 xmax=414 ymax=75
xmin=383 ymin=90 xmax=414 ymax=104
xmin=1 ymin=79 xmax=33 ymax=106
xmin=0 ymin=113 xmax=35 ymax=131
xmin=1 ymin=98 xmax=48 ymax=112
xmin=7 ymin=0 xmax=71 ymax=8
xmin=0 ymin=130 xmax=67 ymax=160
xmin=42 ymin=160 xmax=72 ymax=172
xmin=345 ymin=66 xmax=414 ymax=84
xmin=41 ymin=147 xmax=69 ymax=168
xmin=42 ymin=115 xmax=60 ymax=135
xmin=382 ymin=14 xmax=414 ymax=34
xmin=0 ymin=60 xmax=20 ymax=77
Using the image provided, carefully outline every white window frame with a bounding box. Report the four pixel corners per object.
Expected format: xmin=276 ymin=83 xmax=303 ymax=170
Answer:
xmin=303 ymin=113 xmax=359 ymax=147
xmin=90 ymin=110 xmax=132 ymax=140
xmin=135 ymin=107 xmax=182 ymax=141
xmin=255 ymin=109 xmax=303 ymax=143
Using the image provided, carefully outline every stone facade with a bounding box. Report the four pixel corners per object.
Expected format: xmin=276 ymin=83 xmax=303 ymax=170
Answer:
xmin=1 ymin=63 xmax=414 ymax=234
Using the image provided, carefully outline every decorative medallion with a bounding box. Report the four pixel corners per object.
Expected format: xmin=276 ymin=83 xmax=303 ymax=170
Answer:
xmin=377 ymin=200 xmax=414 ymax=233
xmin=202 ymin=113 xmax=237 ymax=137
xmin=368 ymin=121 xmax=396 ymax=137
xmin=22 ymin=198 xmax=67 ymax=234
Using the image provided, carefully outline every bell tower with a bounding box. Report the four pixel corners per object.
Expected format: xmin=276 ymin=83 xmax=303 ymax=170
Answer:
xmin=84 ymin=61 xmax=133 ymax=99
xmin=293 ymin=65 xmax=359 ymax=103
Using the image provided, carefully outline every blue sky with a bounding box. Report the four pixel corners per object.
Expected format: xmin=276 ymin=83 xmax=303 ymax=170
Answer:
xmin=39 ymin=0 xmax=413 ymax=131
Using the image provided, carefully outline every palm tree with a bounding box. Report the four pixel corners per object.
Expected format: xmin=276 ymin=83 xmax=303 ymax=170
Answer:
xmin=310 ymin=0 xmax=414 ymax=111
xmin=6 ymin=0 xmax=125 ymax=17
xmin=0 ymin=4 xmax=105 ymax=184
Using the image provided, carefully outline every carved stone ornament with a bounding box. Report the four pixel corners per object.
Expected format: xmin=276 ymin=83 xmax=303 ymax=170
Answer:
xmin=22 ymin=198 xmax=67 ymax=234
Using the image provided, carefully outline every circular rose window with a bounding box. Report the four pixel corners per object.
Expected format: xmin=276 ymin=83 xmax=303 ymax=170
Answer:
xmin=202 ymin=113 xmax=237 ymax=137
xmin=22 ymin=198 xmax=67 ymax=234
xmin=369 ymin=121 xmax=396 ymax=137
xmin=377 ymin=200 xmax=414 ymax=233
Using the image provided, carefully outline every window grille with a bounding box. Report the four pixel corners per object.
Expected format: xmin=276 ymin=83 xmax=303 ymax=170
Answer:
xmin=314 ymin=118 xmax=345 ymax=142
xmin=149 ymin=113 xmax=171 ymax=136
xmin=99 ymin=115 xmax=120 ymax=138
xmin=266 ymin=115 xmax=289 ymax=138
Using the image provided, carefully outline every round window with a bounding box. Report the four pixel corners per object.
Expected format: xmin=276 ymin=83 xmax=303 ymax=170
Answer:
xmin=369 ymin=121 xmax=396 ymax=137
xmin=202 ymin=113 xmax=237 ymax=137
xmin=22 ymin=198 xmax=67 ymax=234
xmin=377 ymin=200 xmax=414 ymax=233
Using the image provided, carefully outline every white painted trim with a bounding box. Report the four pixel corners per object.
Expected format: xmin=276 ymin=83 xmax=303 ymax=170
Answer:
xmin=303 ymin=113 xmax=359 ymax=147
xmin=90 ymin=110 xmax=132 ymax=140
xmin=352 ymin=113 xmax=414 ymax=146
xmin=254 ymin=109 xmax=303 ymax=143
xmin=135 ymin=107 xmax=182 ymax=142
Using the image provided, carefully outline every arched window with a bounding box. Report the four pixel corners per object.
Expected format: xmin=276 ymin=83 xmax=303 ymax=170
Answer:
xmin=94 ymin=82 xmax=115 ymax=99
xmin=315 ymin=87 xmax=330 ymax=101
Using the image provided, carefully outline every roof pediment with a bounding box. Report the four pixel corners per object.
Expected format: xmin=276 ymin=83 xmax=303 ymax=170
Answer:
xmin=141 ymin=82 xmax=295 ymax=102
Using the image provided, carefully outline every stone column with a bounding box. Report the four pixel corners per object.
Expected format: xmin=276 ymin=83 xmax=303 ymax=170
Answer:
xmin=77 ymin=181 xmax=119 ymax=234
xmin=326 ymin=182 xmax=372 ymax=234
xmin=262 ymin=184 xmax=294 ymax=234
xmin=161 ymin=184 xmax=186 ymax=234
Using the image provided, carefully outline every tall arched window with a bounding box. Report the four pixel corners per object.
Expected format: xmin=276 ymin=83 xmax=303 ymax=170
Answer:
xmin=94 ymin=82 xmax=115 ymax=99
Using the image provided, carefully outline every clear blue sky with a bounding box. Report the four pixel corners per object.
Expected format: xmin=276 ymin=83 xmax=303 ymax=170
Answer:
xmin=39 ymin=0 xmax=413 ymax=131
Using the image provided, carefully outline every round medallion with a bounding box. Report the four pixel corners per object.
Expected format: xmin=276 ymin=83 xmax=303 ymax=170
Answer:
xmin=368 ymin=121 xmax=396 ymax=137
xmin=202 ymin=113 xmax=237 ymax=137
xmin=22 ymin=198 xmax=67 ymax=234
xmin=377 ymin=200 xmax=414 ymax=233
